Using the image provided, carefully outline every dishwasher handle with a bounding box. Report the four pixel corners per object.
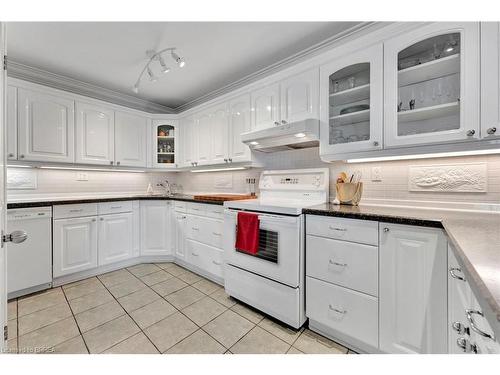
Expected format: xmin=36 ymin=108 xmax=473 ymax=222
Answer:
xmin=2 ymin=230 xmax=28 ymax=244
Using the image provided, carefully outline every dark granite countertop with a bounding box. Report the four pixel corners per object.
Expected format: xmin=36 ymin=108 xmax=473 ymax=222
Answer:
xmin=304 ymin=203 xmax=500 ymax=337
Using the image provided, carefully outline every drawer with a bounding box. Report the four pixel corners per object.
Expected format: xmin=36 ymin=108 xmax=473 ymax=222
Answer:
xmin=186 ymin=239 xmax=224 ymax=279
xmin=187 ymin=202 xmax=206 ymax=216
xmin=173 ymin=201 xmax=187 ymax=212
xmin=207 ymin=247 xmax=224 ymax=279
xmin=186 ymin=215 xmax=223 ymax=249
xmin=98 ymin=201 xmax=133 ymax=215
xmin=186 ymin=215 xmax=203 ymax=242
xmin=306 ymin=276 xmax=378 ymax=348
xmin=306 ymin=235 xmax=378 ymax=296
xmin=208 ymin=219 xmax=223 ymax=249
xmin=205 ymin=205 xmax=224 ymax=219
xmin=306 ymin=215 xmax=378 ymax=246
xmin=53 ymin=203 xmax=98 ymax=219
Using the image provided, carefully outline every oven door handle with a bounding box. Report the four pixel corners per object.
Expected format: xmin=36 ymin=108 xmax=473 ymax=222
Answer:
xmin=224 ymin=209 xmax=299 ymax=224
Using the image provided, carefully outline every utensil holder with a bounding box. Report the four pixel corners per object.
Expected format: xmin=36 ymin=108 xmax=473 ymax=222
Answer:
xmin=336 ymin=182 xmax=363 ymax=206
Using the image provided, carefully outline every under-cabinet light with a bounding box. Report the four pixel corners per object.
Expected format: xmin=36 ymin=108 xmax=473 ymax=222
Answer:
xmin=38 ymin=166 xmax=146 ymax=173
xmin=345 ymin=148 xmax=500 ymax=163
xmin=295 ymin=133 xmax=306 ymax=138
xmin=7 ymin=165 xmax=33 ymax=168
xmin=191 ymin=167 xmax=247 ymax=173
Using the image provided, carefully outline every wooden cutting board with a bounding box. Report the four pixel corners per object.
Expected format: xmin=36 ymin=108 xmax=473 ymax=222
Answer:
xmin=193 ymin=194 xmax=256 ymax=202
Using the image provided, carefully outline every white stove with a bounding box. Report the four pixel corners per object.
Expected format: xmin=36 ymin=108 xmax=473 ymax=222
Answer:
xmin=223 ymin=168 xmax=329 ymax=329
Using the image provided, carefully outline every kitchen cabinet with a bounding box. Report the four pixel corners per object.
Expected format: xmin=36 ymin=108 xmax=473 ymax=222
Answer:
xmin=384 ymin=22 xmax=480 ymax=147
xmin=140 ymin=201 xmax=171 ymax=256
xmin=53 ymin=216 xmax=98 ymax=278
xmin=210 ymin=103 xmax=229 ymax=164
xmin=179 ymin=116 xmax=197 ymax=167
xmin=251 ymin=83 xmax=280 ymax=129
xmin=481 ymin=22 xmax=500 ymax=140
xmin=17 ymin=87 xmax=75 ymax=163
xmin=195 ymin=111 xmax=211 ymax=165
xmin=379 ymin=223 xmax=448 ymax=354
xmin=228 ymin=94 xmax=252 ymax=163
xmin=319 ymin=44 xmax=383 ymax=156
xmin=114 ymin=110 xmax=148 ymax=167
xmin=7 ymin=85 xmax=17 ymax=161
xmin=280 ymin=68 xmax=319 ymax=124
xmin=98 ymin=212 xmax=134 ymax=266
xmin=173 ymin=210 xmax=187 ymax=260
xmin=152 ymin=119 xmax=178 ymax=168
xmin=75 ymin=101 xmax=115 ymax=165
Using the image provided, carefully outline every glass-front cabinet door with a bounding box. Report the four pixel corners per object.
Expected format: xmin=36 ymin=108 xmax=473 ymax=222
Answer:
xmin=384 ymin=22 xmax=480 ymax=148
xmin=152 ymin=119 xmax=177 ymax=168
xmin=319 ymin=44 xmax=383 ymax=156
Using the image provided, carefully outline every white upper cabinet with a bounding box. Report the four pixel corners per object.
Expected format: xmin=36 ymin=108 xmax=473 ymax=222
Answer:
xmin=251 ymin=83 xmax=280 ymax=129
xmin=180 ymin=116 xmax=197 ymax=167
xmin=75 ymin=101 xmax=115 ymax=166
xmin=481 ymin=22 xmax=500 ymax=140
xmin=210 ymin=103 xmax=229 ymax=164
xmin=195 ymin=111 xmax=212 ymax=165
xmin=384 ymin=22 xmax=480 ymax=147
xmin=320 ymin=44 xmax=383 ymax=156
xmin=18 ymin=88 xmax=75 ymax=163
xmin=7 ymin=85 xmax=17 ymax=161
xmin=280 ymin=68 xmax=319 ymax=123
xmin=228 ymin=94 xmax=252 ymax=163
xmin=114 ymin=111 xmax=148 ymax=167
xmin=152 ymin=119 xmax=177 ymax=169
xmin=140 ymin=201 xmax=171 ymax=256
xmin=379 ymin=223 xmax=448 ymax=354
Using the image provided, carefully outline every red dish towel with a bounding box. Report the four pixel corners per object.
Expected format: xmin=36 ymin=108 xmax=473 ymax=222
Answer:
xmin=235 ymin=212 xmax=260 ymax=255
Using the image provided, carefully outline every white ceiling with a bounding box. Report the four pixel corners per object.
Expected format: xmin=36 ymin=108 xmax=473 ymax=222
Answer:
xmin=6 ymin=22 xmax=360 ymax=109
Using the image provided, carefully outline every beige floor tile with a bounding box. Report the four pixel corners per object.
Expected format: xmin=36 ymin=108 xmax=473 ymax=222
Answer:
xmin=63 ymin=278 xmax=105 ymax=300
xmin=202 ymin=309 xmax=254 ymax=348
xmin=75 ymin=300 xmax=125 ymax=332
xmin=293 ymin=329 xmax=348 ymax=354
xmin=230 ymin=326 xmax=290 ymax=354
xmin=117 ymin=287 xmax=160 ymax=312
xmin=129 ymin=299 xmax=177 ymax=329
xmin=177 ymin=270 xmax=203 ymax=284
xmin=18 ymin=302 xmax=72 ymax=335
xmin=62 ymin=276 xmax=98 ymax=290
xmin=161 ymin=263 xmax=188 ymax=276
xmin=348 ymin=349 xmax=358 ymax=354
xmin=7 ymin=338 xmax=18 ymax=354
xmin=127 ymin=263 xmax=161 ymax=277
xmin=144 ymin=311 xmax=197 ymax=352
xmin=258 ymin=317 xmax=303 ymax=345
xmin=83 ymin=315 xmax=140 ymax=353
xmin=165 ymin=286 xmax=205 ymax=310
xmin=108 ymin=278 xmax=147 ymax=298
xmin=18 ymin=288 xmax=66 ymax=317
xmin=140 ymin=270 xmax=174 ymax=286
xmin=51 ymin=335 xmax=89 ymax=354
xmin=210 ymin=289 xmax=237 ymax=308
xmin=151 ymin=277 xmax=188 ymax=296
xmin=287 ymin=346 xmax=304 ymax=354
xmin=98 ymin=269 xmax=136 ymax=288
xmin=104 ymin=332 xmax=159 ymax=354
xmin=8 ymin=319 xmax=17 ymax=339
xmin=69 ymin=289 xmax=114 ymax=314
xmin=8 ymin=300 xmax=17 ymax=321
xmin=182 ymin=297 xmax=227 ymax=326
xmin=166 ymin=329 xmax=225 ymax=354
xmin=18 ymin=317 xmax=79 ymax=353
xmin=231 ymin=303 xmax=264 ymax=324
xmin=155 ymin=262 xmax=176 ymax=271
xmin=192 ymin=279 xmax=222 ymax=295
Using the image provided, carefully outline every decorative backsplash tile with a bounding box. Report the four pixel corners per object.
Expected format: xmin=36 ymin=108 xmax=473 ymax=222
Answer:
xmin=408 ymin=163 xmax=487 ymax=193
xmin=7 ymin=168 xmax=38 ymax=190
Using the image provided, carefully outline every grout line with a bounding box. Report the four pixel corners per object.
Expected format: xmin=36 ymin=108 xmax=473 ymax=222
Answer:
xmin=61 ymin=286 xmax=90 ymax=354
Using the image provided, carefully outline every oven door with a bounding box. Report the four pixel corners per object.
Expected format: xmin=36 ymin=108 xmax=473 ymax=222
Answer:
xmin=223 ymin=209 xmax=302 ymax=288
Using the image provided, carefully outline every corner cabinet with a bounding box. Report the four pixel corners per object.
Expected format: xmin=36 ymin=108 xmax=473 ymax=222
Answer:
xmin=17 ymin=88 xmax=75 ymax=163
xmin=384 ymin=22 xmax=480 ymax=147
xmin=481 ymin=22 xmax=500 ymax=140
xmin=152 ymin=119 xmax=178 ymax=169
xmin=114 ymin=111 xmax=148 ymax=167
xmin=319 ymin=44 xmax=383 ymax=156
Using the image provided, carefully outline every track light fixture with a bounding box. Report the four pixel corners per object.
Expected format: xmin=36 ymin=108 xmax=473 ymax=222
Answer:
xmin=132 ymin=47 xmax=185 ymax=94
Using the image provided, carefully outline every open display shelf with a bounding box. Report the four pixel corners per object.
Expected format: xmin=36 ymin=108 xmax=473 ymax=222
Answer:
xmin=399 ymin=53 xmax=460 ymax=87
xmin=398 ymin=101 xmax=459 ymax=122
xmin=330 ymin=109 xmax=370 ymax=126
xmin=329 ymin=84 xmax=370 ymax=107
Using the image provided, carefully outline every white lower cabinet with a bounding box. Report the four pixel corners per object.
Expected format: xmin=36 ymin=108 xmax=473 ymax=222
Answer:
xmin=379 ymin=223 xmax=448 ymax=354
xmin=140 ymin=201 xmax=171 ymax=256
xmin=53 ymin=216 xmax=98 ymax=278
xmin=186 ymin=239 xmax=224 ymax=279
xmin=98 ymin=212 xmax=134 ymax=266
xmin=173 ymin=210 xmax=187 ymax=260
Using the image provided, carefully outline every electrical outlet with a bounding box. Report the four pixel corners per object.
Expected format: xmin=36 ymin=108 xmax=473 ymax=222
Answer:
xmin=371 ymin=166 xmax=382 ymax=182
xmin=76 ymin=172 xmax=89 ymax=181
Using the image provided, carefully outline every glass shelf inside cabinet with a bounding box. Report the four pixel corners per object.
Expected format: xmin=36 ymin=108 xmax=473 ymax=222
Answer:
xmin=156 ymin=124 xmax=175 ymax=165
xmin=397 ymin=33 xmax=461 ymax=136
xmin=329 ymin=63 xmax=370 ymax=145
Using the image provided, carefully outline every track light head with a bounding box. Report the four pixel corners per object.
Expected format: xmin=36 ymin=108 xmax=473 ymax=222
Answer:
xmin=171 ymin=51 xmax=186 ymax=68
xmin=147 ymin=66 xmax=157 ymax=82
xmin=158 ymin=55 xmax=171 ymax=74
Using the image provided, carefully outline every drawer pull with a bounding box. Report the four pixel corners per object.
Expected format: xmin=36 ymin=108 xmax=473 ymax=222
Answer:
xmin=328 ymin=305 xmax=346 ymax=315
xmin=329 ymin=260 xmax=347 ymax=267
xmin=465 ymin=309 xmax=495 ymax=340
xmin=212 ymin=232 xmax=221 ymax=236
xmin=328 ymin=226 xmax=346 ymax=232
xmin=449 ymin=267 xmax=466 ymax=282
xmin=110 ymin=206 xmax=122 ymax=209
xmin=191 ymin=252 xmax=199 ymax=257
xmin=69 ymin=209 xmax=84 ymax=213
xmin=212 ymin=260 xmax=222 ymax=265
xmin=191 ymin=227 xmax=199 ymax=231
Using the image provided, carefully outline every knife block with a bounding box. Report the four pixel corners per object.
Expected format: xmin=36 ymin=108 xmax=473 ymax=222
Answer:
xmin=336 ymin=182 xmax=363 ymax=206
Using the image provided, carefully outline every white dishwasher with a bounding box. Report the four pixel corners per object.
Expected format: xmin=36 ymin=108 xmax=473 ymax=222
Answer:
xmin=7 ymin=207 xmax=53 ymax=298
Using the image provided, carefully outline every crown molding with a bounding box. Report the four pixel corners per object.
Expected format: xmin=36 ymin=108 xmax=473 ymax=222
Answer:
xmin=174 ymin=22 xmax=381 ymax=113
xmin=6 ymin=60 xmax=175 ymax=114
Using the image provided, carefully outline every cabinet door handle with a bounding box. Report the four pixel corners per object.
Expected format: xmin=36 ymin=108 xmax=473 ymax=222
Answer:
xmin=212 ymin=260 xmax=222 ymax=265
xmin=449 ymin=267 xmax=466 ymax=282
xmin=8 ymin=153 xmax=14 ymax=158
xmin=329 ymin=260 xmax=347 ymax=267
xmin=274 ymin=121 xmax=280 ymax=126
xmin=116 ymin=161 xmax=121 ymax=165
xmin=466 ymin=129 xmax=476 ymax=137
xmin=191 ymin=252 xmax=199 ymax=257
xmin=373 ymin=141 xmax=379 ymax=147
xmin=281 ymin=120 xmax=287 ymax=124
xmin=212 ymin=232 xmax=221 ymax=236
xmin=383 ymin=227 xmax=390 ymax=232
xmin=92 ymin=218 xmax=96 ymax=222
xmin=110 ymin=161 xmax=114 ymax=165
xmin=328 ymin=226 xmax=346 ymax=232
xmin=19 ymin=154 xmax=25 ymax=159
xmin=487 ymin=127 xmax=497 ymax=135
xmin=328 ymin=305 xmax=346 ymax=314
xmin=100 ymin=217 xmax=104 ymax=221
xmin=110 ymin=206 xmax=122 ymax=210
xmin=465 ymin=309 xmax=495 ymax=340
xmin=228 ymin=158 xmax=232 ymax=162
xmin=191 ymin=227 xmax=199 ymax=231
xmin=452 ymin=321 xmax=469 ymax=335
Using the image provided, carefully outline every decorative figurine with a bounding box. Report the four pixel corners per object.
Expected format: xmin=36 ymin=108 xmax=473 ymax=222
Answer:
xmin=409 ymin=99 xmax=416 ymax=110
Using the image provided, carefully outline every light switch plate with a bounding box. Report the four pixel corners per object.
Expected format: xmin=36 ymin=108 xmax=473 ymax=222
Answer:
xmin=371 ymin=166 xmax=382 ymax=182
xmin=76 ymin=172 xmax=89 ymax=181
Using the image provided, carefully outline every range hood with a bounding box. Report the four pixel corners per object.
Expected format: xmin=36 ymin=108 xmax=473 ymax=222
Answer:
xmin=241 ymin=118 xmax=320 ymax=153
